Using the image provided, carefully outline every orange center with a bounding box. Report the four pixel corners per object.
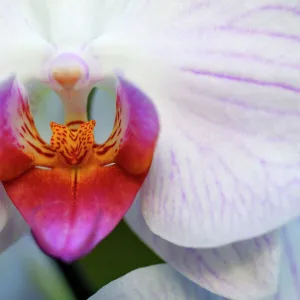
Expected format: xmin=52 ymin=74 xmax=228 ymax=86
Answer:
xmin=50 ymin=120 xmax=96 ymax=166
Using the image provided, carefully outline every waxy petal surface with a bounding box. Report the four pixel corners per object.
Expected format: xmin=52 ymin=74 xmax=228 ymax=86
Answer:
xmin=4 ymin=166 xmax=143 ymax=261
xmin=86 ymin=0 xmax=300 ymax=247
xmin=89 ymin=264 xmax=223 ymax=300
xmin=125 ymin=200 xmax=280 ymax=300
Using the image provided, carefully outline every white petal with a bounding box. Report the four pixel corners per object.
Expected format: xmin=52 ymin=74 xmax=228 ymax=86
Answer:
xmin=0 ymin=0 xmax=51 ymax=81
xmin=1 ymin=0 xmax=134 ymax=82
xmin=89 ymin=264 xmax=222 ymax=300
xmin=124 ymin=200 xmax=280 ymax=300
xmin=27 ymin=0 xmax=130 ymax=50
xmin=0 ymin=186 xmax=29 ymax=252
xmin=86 ymin=0 xmax=300 ymax=247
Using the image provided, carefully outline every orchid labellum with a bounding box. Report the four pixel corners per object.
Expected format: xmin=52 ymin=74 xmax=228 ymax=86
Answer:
xmin=0 ymin=74 xmax=158 ymax=261
xmin=1 ymin=0 xmax=300 ymax=299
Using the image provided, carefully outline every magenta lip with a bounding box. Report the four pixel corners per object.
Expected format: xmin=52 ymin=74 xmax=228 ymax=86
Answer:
xmin=48 ymin=53 xmax=90 ymax=89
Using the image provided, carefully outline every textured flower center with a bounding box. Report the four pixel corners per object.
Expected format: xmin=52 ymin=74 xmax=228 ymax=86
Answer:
xmin=50 ymin=120 xmax=96 ymax=166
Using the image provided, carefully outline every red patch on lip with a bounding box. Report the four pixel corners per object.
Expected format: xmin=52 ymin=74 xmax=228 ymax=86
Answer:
xmin=4 ymin=165 xmax=144 ymax=262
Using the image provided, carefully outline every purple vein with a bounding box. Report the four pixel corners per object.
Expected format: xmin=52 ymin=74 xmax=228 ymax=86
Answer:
xmin=216 ymin=96 xmax=300 ymax=117
xmin=197 ymin=50 xmax=300 ymax=71
xmin=218 ymin=26 xmax=300 ymax=44
xmin=182 ymin=68 xmax=300 ymax=94
xmin=227 ymin=5 xmax=300 ymax=27
xmin=260 ymin=5 xmax=300 ymax=15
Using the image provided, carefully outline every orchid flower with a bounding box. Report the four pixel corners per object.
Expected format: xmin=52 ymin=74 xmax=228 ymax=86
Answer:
xmin=1 ymin=0 xmax=300 ymax=299
xmin=0 ymin=0 xmax=159 ymax=261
